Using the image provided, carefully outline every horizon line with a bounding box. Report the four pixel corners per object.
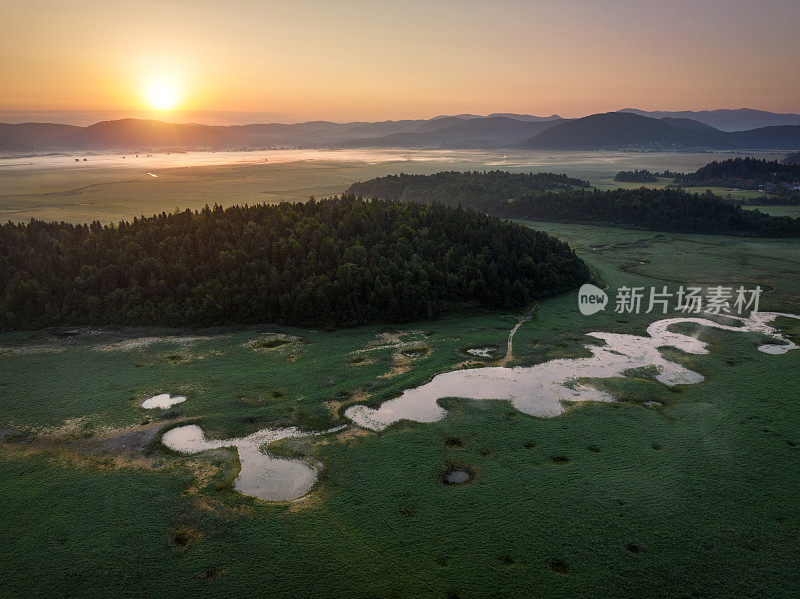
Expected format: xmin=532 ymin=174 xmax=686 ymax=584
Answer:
xmin=2 ymin=106 xmax=799 ymax=127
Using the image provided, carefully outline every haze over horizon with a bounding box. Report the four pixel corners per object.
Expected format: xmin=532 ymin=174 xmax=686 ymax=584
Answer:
xmin=2 ymin=0 xmax=799 ymax=125
xmin=2 ymin=107 xmax=800 ymax=128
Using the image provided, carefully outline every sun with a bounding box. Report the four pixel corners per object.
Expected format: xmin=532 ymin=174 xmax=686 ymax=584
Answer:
xmin=145 ymin=79 xmax=180 ymax=111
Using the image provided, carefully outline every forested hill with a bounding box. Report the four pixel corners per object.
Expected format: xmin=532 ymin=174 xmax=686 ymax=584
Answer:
xmin=673 ymin=157 xmax=800 ymax=187
xmin=348 ymin=172 xmax=800 ymax=237
xmin=614 ymin=169 xmax=657 ymax=182
xmin=497 ymin=189 xmax=800 ymax=236
xmin=346 ymin=171 xmax=589 ymax=204
xmin=0 ymin=197 xmax=589 ymax=330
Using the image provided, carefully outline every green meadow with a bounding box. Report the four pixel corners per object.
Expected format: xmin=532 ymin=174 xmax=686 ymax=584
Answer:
xmin=1 ymin=218 xmax=799 ymax=598
xmin=743 ymin=204 xmax=800 ymax=218
xmin=593 ymin=174 xmax=789 ymax=205
xmin=0 ymin=149 xmax=779 ymax=224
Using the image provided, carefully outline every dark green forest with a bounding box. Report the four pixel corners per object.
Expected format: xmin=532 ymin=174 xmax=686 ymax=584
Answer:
xmin=348 ymin=171 xmax=800 ymax=236
xmin=673 ymin=157 xmax=800 ymax=188
xmin=346 ymin=171 xmax=589 ymax=205
xmin=613 ymin=169 xmax=658 ymax=182
xmin=0 ymin=197 xmax=589 ymax=330
xmin=613 ymin=169 xmax=681 ymax=182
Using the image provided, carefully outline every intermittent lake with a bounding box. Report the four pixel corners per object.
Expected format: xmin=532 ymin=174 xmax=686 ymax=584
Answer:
xmin=162 ymin=311 xmax=798 ymax=501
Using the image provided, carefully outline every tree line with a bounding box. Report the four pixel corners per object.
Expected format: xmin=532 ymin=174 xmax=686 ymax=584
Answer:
xmin=347 ymin=171 xmax=589 ymax=206
xmin=613 ymin=169 xmax=681 ymax=182
xmin=0 ymin=197 xmax=590 ymax=330
xmin=673 ymin=157 xmax=800 ymax=188
xmin=614 ymin=169 xmax=658 ymax=182
xmin=348 ymin=171 xmax=800 ymax=237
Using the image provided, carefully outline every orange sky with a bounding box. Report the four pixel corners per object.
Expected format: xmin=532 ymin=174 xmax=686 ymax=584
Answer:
xmin=2 ymin=0 xmax=799 ymax=123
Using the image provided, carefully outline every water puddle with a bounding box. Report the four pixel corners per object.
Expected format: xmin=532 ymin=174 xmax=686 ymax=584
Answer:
xmin=466 ymin=347 xmax=495 ymax=358
xmin=162 ymin=424 xmax=345 ymax=501
xmin=757 ymin=342 xmax=798 ymax=355
xmin=163 ymin=311 xmax=797 ymax=501
xmin=445 ymin=470 xmax=471 ymax=484
xmin=141 ymin=393 xmax=186 ymax=409
xmin=345 ymin=312 xmax=798 ymax=431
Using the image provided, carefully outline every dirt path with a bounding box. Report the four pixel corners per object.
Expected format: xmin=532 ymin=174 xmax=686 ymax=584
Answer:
xmin=498 ymin=304 xmax=540 ymax=365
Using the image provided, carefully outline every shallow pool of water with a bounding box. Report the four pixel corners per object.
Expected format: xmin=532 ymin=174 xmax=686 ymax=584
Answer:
xmin=141 ymin=393 xmax=186 ymax=409
xmin=445 ymin=470 xmax=471 ymax=484
xmin=162 ymin=311 xmax=797 ymax=501
xmin=346 ymin=312 xmax=798 ymax=431
xmin=466 ymin=347 xmax=495 ymax=358
xmin=162 ymin=424 xmax=344 ymax=501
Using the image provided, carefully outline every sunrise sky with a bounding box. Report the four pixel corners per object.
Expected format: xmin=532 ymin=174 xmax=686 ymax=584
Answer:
xmin=2 ymin=0 xmax=799 ymax=124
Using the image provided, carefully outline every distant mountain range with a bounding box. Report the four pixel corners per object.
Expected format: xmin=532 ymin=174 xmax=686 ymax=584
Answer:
xmin=0 ymin=115 xmax=566 ymax=152
xmin=518 ymin=112 xmax=800 ymax=151
xmin=2 ymin=108 xmax=800 ymax=153
xmin=0 ymin=123 xmax=80 ymax=152
xmin=339 ymin=116 xmax=563 ymax=148
xmin=617 ymin=108 xmax=800 ymax=131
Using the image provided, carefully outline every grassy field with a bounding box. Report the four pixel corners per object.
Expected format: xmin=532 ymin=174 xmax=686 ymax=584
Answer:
xmin=593 ymin=176 xmax=775 ymax=202
xmin=743 ymin=204 xmax=800 ymax=218
xmin=1 ymin=219 xmax=799 ymax=597
xmin=0 ymin=149 xmax=781 ymax=224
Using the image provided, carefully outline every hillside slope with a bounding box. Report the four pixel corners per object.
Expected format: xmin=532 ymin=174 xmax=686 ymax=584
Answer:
xmin=0 ymin=123 xmax=81 ymax=152
xmin=342 ymin=116 xmax=563 ymax=148
xmin=53 ymin=119 xmax=234 ymax=149
xmin=520 ymin=112 xmax=800 ymax=150
xmin=619 ymin=108 xmax=800 ymax=131
xmin=0 ymin=198 xmax=589 ymax=329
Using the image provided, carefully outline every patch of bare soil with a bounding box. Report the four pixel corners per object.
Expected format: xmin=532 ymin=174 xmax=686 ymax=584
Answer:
xmin=335 ymin=426 xmax=373 ymax=445
xmin=287 ymin=488 xmax=327 ymax=512
xmin=347 ymin=330 xmax=431 ymax=378
xmin=163 ymin=350 xmax=223 ymax=364
xmin=189 ymin=494 xmax=257 ymax=518
xmin=96 ymin=335 xmax=217 ymax=352
xmin=347 ymin=355 xmax=375 ymax=366
xmin=382 ymin=344 xmax=432 ymax=379
xmin=0 ymin=344 xmax=66 ymax=356
xmin=183 ymin=458 xmax=223 ymax=494
xmin=0 ymin=419 xmax=186 ymax=474
xmin=245 ymin=333 xmax=304 ymax=352
xmin=449 ymin=359 xmax=485 ymax=369
xmin=325 ymin=390 xmax=371 ymax=419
